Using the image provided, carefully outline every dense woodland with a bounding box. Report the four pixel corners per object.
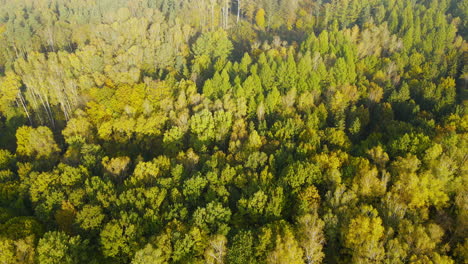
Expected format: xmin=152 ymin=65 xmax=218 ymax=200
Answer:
xmin=0 ymin=0 xmax=467 ymax=263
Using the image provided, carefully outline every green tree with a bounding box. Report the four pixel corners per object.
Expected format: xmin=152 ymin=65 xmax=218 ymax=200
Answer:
xmin=131 ymin=244 xmax=166 ymax=264
xmin=76 ymin=205 xmax=105 ymax=231
xmin=37 ymin=231 xmax=88 ymax=264
xmin=193 ymin=202 xmax=231 ymax=235
xmin=192 ymin=29 xmax=233 ymax=74
xmin=227 ymin=231 xmax=255 ymax=264
xmin=281 ymin=161 xmax=321 ymax=192
xmin=100 ymin=216 xmax=140 ymax=260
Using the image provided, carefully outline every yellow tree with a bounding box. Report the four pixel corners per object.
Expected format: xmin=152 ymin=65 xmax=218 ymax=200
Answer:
xmin=0 ymin=71 xmax=28 ymax=120
xmin=344 ymin=206 xmax=385 ymax=263
xmin=297 ymin=213 xmax=325 ymax=264
xmin=256 ymin=8 xmax=266 ymax=29
xmin=204 ymin=234 xmax=227 ymax=264
xmin=16 ymin=126 xmax=60 ymax=161
xmin=267 ymin=228 xmax=304 ymax=264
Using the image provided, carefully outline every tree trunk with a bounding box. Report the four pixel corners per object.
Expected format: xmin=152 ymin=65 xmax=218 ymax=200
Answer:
xmin=17 ymin=93 xmax=32 ymax=125
xmin=224 ymin=0 xmax=229 ymax=29
xmin=211 ymin=0 xmax=215 ymax=30
xmin=237 ymin=0 xmax=241 ymax=24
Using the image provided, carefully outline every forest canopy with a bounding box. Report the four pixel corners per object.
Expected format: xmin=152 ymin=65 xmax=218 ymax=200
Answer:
xmin=0 ymin=0 xmax=467 ymax=263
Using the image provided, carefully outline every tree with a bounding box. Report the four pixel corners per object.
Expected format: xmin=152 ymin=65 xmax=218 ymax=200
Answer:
xmin=192 ymin=29 xmax=233 ymax=74
xmin=0 ymin=1 xmax=465 ymax=263
xmin=390 ymin=154 xmax=450 ymax=209
xmin=351 ymin=158 xmax=386 ymax=198
xmin=281 ymin=161 xmax=321 ymax=192
xmin=0 ymin=71 xmax=27 ymax=121
xmin=256 ymin=8 xmax=266 ymax=29
xmin=37 ymin=231 xmax=88 ymax=264
xmin=131 ymin=244 xmax=166 ymax=264
xmin=296 ymin=185 xmax=321 ymax=214
xmin=297 ymin=213 xmax=325 ymax=264
xmin=267 ymin=227 xmax=304 ymax=264
xmin=163 ymin=126 xmax=185 ymax=154
xmin=204 ymin=234 xmax=227 ymax=264
xmin=213 ymin=110 xmax=233 ymax=142
xmin=193 ymin=202 xmax=231 ymax=235
xmin=172 ymin=227 xmax=205 ymax=262
xmin=76 ymin=205 xmax=105 ymax=231
xmin=344 ymin=206 xmax=385 ymax=263
xmin=227 ymin=231 xmax=255 ymax=264
xmin=16 ymin=126 xmax=60 ymax=161
xmin=102 ymin=156 xmax=131 ymax=183
xmin=0 ymin=239 xmax=15 ymax=264
xmin=238 ymin=190 xmax=268 ymax=222
xmin=100 ymin=217 xmax=140 ymax=260
xmin=366 ymin=145 xmax=389 ymax=170
xmin=394 ymin=220 xmax=452 ymax=263
xmin=62 ymin=114 xmax=95 ymax=144
xmin=0 ymin=149 xmax=15 ymax=171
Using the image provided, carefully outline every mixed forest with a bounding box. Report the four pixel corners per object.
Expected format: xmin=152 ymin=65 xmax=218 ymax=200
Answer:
xmin=0 ymin=0 xmax=467 ymax=263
